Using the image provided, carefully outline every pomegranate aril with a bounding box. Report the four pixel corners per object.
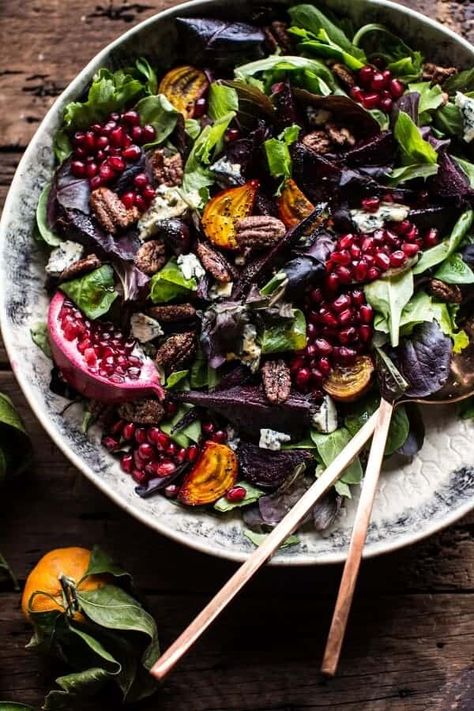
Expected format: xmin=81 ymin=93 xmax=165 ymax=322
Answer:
xmin=90 ymin=176 xmax=103 ymax=189
xmin=321 ymin=312 xmax=339 ymax=328
xmin=310 ymin=368 xmax=324 ymax=385
xmin=176 ymin=448 xmax=187 ymax=464
xmin=335 ymin=266 xmax=352 ymax=284
xmin=318 ymin=357 xmax=332 ymax=376
xmin=85 ymin=162 xmax=98 ymax=178
xmin=202 ymin=422 xmax=215 ymax=436
xmin=137 ymin=443 xmax=155 ymax=461
xmin=371 ymin=72 xmax=387 ymax=90
xmin=350 ymin=244 xmax=362 ymax=259
xmin=389 ymin=250 xmax=407 ymax=268
xmin=84 ymin=348 xmax=97 ymax=366
xmin=331 ymin=250 xmax=351 ymax=266
xmin=314 ymin=338 xmax=333 ymax=356
xmin=110 ymin=126 xmax=125 ymax=147
xmin=225 ymin=128 xmax=240 ymax=142
xmin=389 ymin=78 xmax=405 ymax=98
xmin=134 ymin=428 xmax=148 ymax=444
xmin=131 ymin=125 xmax=143 ymax=142
xmin=132 ymin=470 xmax=148 ymax=485
xmin=226 ymin=486 xmax=247 ymax=503
xmin=362 ymin=197 xmax=380 ymax=213
xmin=142 ymin=186 xmax=156 ymax=201
xmin=155 ymin=461 xmax=176 ymax=477
xmin=354 ymin=261 xmax=368 ymax=282
xmin=402 ymin=242 xmax=420 ymax=257
xmin=120 ymin=453 xmax=134 ymax=474
xmin=141 ymin=124 xmax=156 ymax=143
xmin=338 ymin=234 xmax=354 ymax=250
xmin=164 ymin=484 xmax=179 ymax=498
xmin=325 ymin=273 xmax=340 ymax=292
xmin=102 ymin=436 xmax=119 ymax=451
xmin=134 ymin=195 xmax=147 ymax=212
xmin=122 ymin=110 xmax=140 ymax=126
xmin=310 ymin=287 xmax=323 ymax=304
xmin=122 ymin=422 xmax=136 ymax=441
xmin=350 ymin=86 xmax=365 ymax=102
xmin=361 ymin=237 xmax=375 ymax=253
xmin=374 ymin=252 xmax=391 ymax=270
xmin=367 ymin=266 xmax=381 ymax=280
xmin=359 ymin=304 xmax=374 ymax=323
xmin=85 ymin=131 xmax=96 ymax=150
xmin=99 ymin=163 xmax=115 ymax=181
xmin=108 ymin=156 xmax=125 ymax=172
xmin=359 ymin=325 xmax=373 ymax=343
xmin=212 ymin=430 xmax=227 ymax=444
xmin=134 ymin=173 xmax=149 ymax=188
xmin=424 ymin=228 xmax=439 ymax=247
xmin=187 ymin=445 xmax=199 ymax=462
xmin=74 ymin=131 xmax=86 ymax=147
xmin=193 ymin=97 xmax=207 ymax=118
xmin=122 ymin=144 xmax=141 ymax=161
xmin=338 ymin=326 xmax=357 ymax=345
xmin=358 ymin=65 xmax=375 ymax=85
xmin=71 ymin=160 xmax=86 ymax=178
xmin=339 ymin=346 xmax=357 ymax=362
xmin=121 ymin=191 xmax=135 ymax=209
xmin=379 ymin=96 xmax=393 ymax=113
xmin=338 ymin=309 xmax=353 ymax=326
xmin=361 ymin=92 xmax=380 ymax=110
xmin=295 ymin=368 xmax=311 ymax=389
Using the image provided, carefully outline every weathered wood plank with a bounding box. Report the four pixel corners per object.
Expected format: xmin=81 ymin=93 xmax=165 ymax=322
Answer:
xmin=0 ymin=590 xmax=473 ymax=710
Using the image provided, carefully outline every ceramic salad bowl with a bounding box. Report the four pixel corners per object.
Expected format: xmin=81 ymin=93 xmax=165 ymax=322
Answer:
xmin=1 ymin=0 xmax=474 ymax=564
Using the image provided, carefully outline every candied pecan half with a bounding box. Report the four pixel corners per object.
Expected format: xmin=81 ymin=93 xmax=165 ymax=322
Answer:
xmin=148 ymin=303 xmax=197 ymax=322
xmin=326 ymin=122 xmax=356 ymax=147
xmin=261 ymin=359 xmax=291 ymax=405
xmin=302 ymin=130 xmax=332 ymax=154
xmin=90 ymin=187 xmax=139 ymax=234
xmin=59 ymin=253 xmax=101 ymax=282
xmin=155 ymin=332 xmax=196 ymax=371
xmin=331 ymin=62 xmax=355 ymax=90
xmin=196 ymin=241 xmax=234 ymax=283
xmin=151 ymin=149 xmax=184 ymax=187
xmin=235 ymin=215 xmax=287 ymax=250
xmin=118 ymin=399 xmax=165 ymax=425
xmin=422 ymin=62 xmax=458 ymax=85
xmin=134 ymin=240 xmax=166 ymax=275
xmin=427 ymin=279 xmax=463 ymax=304
xmin=263 ymin=20 xmax=293 ymax=53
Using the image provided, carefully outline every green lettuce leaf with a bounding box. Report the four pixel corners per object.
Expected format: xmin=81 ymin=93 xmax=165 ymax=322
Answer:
xmin=134 ymin=94 xmax=180 ymax=147
xmin=288 ymin=3 xmax=356 ymax=52
xmin=434 ymin=253 xmax=474 ymax=284
xmin=149 ymin=258 xmax=198 ymax=304
xmin=208 ymin=83 xmax=239 ymax=121
xmin=60 ymin=265 xmax=118 ymax=319
xmin=345 ymin=394 xmax=410 ymax=456
xmin=389 ymin=163 xmax=438 ymax=185
xmin=160 ymin=404 xmax=201 ymax=447
xmin=260 ymin=308 xmax=307 ymax=354
xmin=414 ymin=209 xmax=474 ymax=274
xmin=364 ymin=269 xmax=414 ymax=347
xmin=235 ymin=55 xmax=336 ymax=95
xmin=311 ymin=427 xmax=363 ymax=496
xmin=408 ymin=81 xmax=445 ymax=115
xmin=394 ymin=111 xmax=438 ymax=165
xmin=264 ymin=124 xmax=300 ymax=188
xmin=214 ymin=482 xmax=264 ymax=512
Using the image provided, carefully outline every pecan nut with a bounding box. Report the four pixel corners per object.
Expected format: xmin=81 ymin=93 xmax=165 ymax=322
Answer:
xmin=90 ymin=187 xmax=139 ymax=234
xmin=59 ymin=253 xmax=102 ymax=282
xmin=151 ymin=149 xmax=184 ymax=187
xmin=331 ymin=62 xmax=355 ymax=90
xmin=422 ymin=62 xmax=458 ymax=85
xmin=134 ymin=240 xmax=167 ymax=275
xmin=118 ymin=399 xmax=165 ymax=425
xmin=196 ymin=241 xmax=234 ymax=283
xmin=263 ymin=20 xmax=293 ymax=53
xmin=148 ymin=303 xmax=197 ymax=322
xmin=427 ymin=278 xmax=463 ymax=304
xmin=326 ymin=122 xmax=356 ymax=147
xmin=155 ymin=332 xmax=196 ymax=371
xmin=261 ymin=359 xmax=291 ymax=405
xmin=302 ymin=130 xmax=332 ymax=154
xmin=235 ymin=216 xmax=287 ymax=250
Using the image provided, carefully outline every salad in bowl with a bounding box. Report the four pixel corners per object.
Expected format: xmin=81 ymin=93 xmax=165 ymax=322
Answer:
xmin=31 ymin=2 xmax=474 ymax=547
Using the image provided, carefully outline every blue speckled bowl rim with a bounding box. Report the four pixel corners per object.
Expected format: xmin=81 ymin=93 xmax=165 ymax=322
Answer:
xmin=1 ymin=0 xmax=474 ymax=565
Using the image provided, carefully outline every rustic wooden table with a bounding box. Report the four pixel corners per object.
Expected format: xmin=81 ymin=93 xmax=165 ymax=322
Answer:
xmin=1 ymin=1 xmax=474 ymax=709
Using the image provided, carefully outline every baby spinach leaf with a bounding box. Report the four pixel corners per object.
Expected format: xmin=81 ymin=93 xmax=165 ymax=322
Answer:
xmin=214 ymin=481 xmax=264 ymax=512
xmin=264 ymin=124 xmax=300 ymax=188
xmin=389 ymin=163 xmax=438 ymax=185
xmin=289 ymin=4 xmax=356 ymax=53
xmin=399 ymin=321 xmax=452 ymax=398
xmin=345 ymin=394 xmax=409 ymax=456
xmin=434 ymin=253 xmax=474 ymax=284
xmin=311 ymin=427 xmax=363 ymax=489
xmin=364 ymin=269 xmax=414 ymax=347
xmin=394 ymin=111 xmax=438 ymax=165
xmin=408 ymin=81 xmax=444 ymax=114
xmin=244 ymin=530 xmax=299 ymax=548
xmin=60 ymin=265 xmax=118 ymax=319
xmin=149 ymin=258 xmax=197 ymax=304
xmin=352 ymin=24 xmax=422 ymax=81
xmin=208 ymin=83 xmax=239 ymax=121
xmin=288 ymin=26 xmax=365 ymax=71
xmin=433 ymin=101 xmax=463 ymax=137
xmin=134 ymin=94 xmax=180 ymax=147
xmin=414 ymin=209 xmax=474 ymax=274
xmin=30 ymin=321 xmax=52 ymax=358
xmin=235 ymin=55 xmax=336 ymax=95
xmin=53 ymin=129 xmax=73 ymax=163
xmin=134 ymin=57 xmax=158 ymax=95
xmin=444 ymin=68 xmax=474 ymax=94
xmin=160 ymin=404 xmax=201 ymax=447
xmin=36 ymin=183 xmax=62 ymax=247
xmin=165 ymin=370 xmax=189 ymax=389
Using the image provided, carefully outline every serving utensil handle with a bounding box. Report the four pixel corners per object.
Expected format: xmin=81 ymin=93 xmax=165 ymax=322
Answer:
xmin=321 ymin=398 xmax=394 ymax=677
xmin=150 ymin=410 xmax=379 ymax=682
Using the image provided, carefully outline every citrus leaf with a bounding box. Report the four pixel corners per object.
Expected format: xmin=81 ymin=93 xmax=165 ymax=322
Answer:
xmin=42 ymin=668 xmax=111 ymax=711
xmin=0 ymin=703 xmax=35 ymax=710
xmin=83 ymin=546 xmax=131 ymax=584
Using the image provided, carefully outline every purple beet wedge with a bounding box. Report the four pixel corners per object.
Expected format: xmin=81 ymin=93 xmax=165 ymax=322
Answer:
xmin=48 ymin=292 xmax=164 ymax=403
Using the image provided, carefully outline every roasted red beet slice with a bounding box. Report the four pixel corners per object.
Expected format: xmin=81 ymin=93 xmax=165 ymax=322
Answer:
xmin=237 ymin=441 xmax=313 ymax=489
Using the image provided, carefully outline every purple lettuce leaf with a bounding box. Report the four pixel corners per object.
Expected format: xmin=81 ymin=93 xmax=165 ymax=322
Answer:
xmin=200 ymin=301 xmax=249 ymax=369
xmin=271 ymin=80 xmax=299 ymax=128
xmin=394 ymin=92 xmax=420 ymax=123
xmin=431 ymin=152 xmax=474 ymax=204
xmin=312 ymin=490 xmax=343 ymax=532
xmin=238 ymin=440 xmax=313 ymax=489
xmin=396 ymin=403 xmax=425 ymax=457
xmin=399 ymin=321 xmax=452 ymax=398
xmin=112 ymin=260 xmax=150 ymax=302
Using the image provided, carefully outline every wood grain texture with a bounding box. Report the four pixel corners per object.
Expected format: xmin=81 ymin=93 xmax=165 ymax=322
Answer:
xmin=0 ymin=1 xmax=474 ymax=710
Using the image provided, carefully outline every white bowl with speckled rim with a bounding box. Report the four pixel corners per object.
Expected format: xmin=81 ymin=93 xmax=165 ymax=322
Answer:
xmin=1 ymin=0 xmax=474 ymax=565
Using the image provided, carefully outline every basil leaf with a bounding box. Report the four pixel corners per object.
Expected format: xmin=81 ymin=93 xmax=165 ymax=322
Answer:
xmin=134 ymin=94 xmax=180 ymax=148
xmin=214 ymin=482 xmax=264 ymax=512
xmin=389 ymin=163 xmax=438 ymax=185
xmin=434 ymin=253 xmax=474 ymax=284
xmin=260 ymin=308 xmax=307 ymax=354
xmin=36 ymin=183 xmax=62 ymax=247
xmin=289 ymin=4 xmax=356 ymax=53
xmin=414 ymin=209 xmax=474 ymax=274
xmin=364 ymin=269 xmax=414 ymax=347
xmin=311 ymin=427 xmax=363 ymax=489
xmin=394 ymin=111 xmax=438 ymax=165
xmin=208 ymin=83 xmax=239 ymax=121
xmin=149 ymin=257 xmax=197 ymax=304
xmin=30 ymin=321 xmax=52 ymax=358
xmin=60 ymin=265 xmax=118 ymax=319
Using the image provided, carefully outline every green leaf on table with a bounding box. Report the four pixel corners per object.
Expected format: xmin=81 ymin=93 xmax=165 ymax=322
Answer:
xmin=36 ymin=183 xmax=62 ymax=247
xmin=30 ymin=321 xmax=52 ymax=358
xmin=149 ymin=257 xmax=198 ymax=304
xmin=134 ymin=94 xmax=180 ymax=148
xmin=414 ymin=209 xmax=474 ymax=274
xmin=60 ymin=265 xmax=118 ymax=319
xmin=310 ymin=427 xmax=363 ymax=495
xmin=0 ymin=393 xmax=32 ymax=482
xmin=364 ymin=269 xmax=414 ymax=347
xmin=208 ymin=83 xmax=239 ymax=121
xmin=83 ymin=546 xmax=131 ymax=583
xmin=434 ymin=253 xmax=474 ymax=284
xmin=260 ymin=308 xmax=307 ymax=354
xmin=214 ymin=481 xmax=264 ymax=512
xmin=394 ymin=111 xmax=438 ymax=165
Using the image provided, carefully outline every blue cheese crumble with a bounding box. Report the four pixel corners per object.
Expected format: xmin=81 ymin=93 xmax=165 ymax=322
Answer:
xmin=259 ymin=428 xmax=291 ymax=451
xmin=455 ymin=92 xmax=474 ymax=143
xmin=350 ymin=202 xmax=410 ymax=233
xmin=177 ymin=253 xmax=205 ymax=281
xmin=45 ymin=241 xmax=84 ymax=277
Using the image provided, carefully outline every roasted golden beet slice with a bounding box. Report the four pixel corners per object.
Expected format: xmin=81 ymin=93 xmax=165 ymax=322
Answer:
xmin=202 ymin=181 xmax=259 ymax=250
xmin=178 ymin=441 xmax=238 ymax=506
xmin=323 ymin=356 xmax=374 ymax=402
xmin=159 ymin=65 xmax=209 ymax=118
xmin=277 ymin=179 xmax=314 ymax=229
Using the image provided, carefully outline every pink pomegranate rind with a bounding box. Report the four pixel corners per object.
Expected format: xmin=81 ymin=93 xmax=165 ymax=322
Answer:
xmin=48 ymin=291 xmax=164 ymax=403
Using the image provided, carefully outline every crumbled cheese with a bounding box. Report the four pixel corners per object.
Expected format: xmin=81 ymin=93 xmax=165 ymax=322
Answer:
xmin=226 ymin=425 xmax=240 ymax=451
xmin=259 ymin=428 xmax=291 ymax=451
xmin=312 ymin=396 xmax=338 ymax=434
xmin=350 ymin=202 xmax=410 ymax=233
xmin=45 ymin=241 xmax=84 ymax=276
xmin=455 ymin=92 xmax=474 ymax=143
xmin=177 ymin=253 xmax=205 ymax=281
xmin=240 ymin=323 xmax=261 ymax=373
xmin=138 ymin=186 xmax=189 ymax=240
xmin=210 ymin=157 xmax=243 ymax=185
xmin=130 ymin=313 xmax=163 ymax=343
xmin=306 ymin=106 xmax=332 ymax=127
xmin=209 ymin=281 xmax=234 ymax=299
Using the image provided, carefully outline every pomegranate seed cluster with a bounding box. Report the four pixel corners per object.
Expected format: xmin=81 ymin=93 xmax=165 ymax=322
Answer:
xmin=325 ymin=210 xmax=440 ymax=289
xmin=350 ymin=65 xmax=405 ymax=113
xmin=70 ymin=110 xmax=157 ymax=210
xmin=290 ymin=288 xmax=374 ymax=394
xmin=59 ymin=300 xmax=143 ymax=384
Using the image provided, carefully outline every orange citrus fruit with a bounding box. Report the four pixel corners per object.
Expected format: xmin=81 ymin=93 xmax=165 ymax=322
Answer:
xmin=21 ymin=547 xmax=109 ymax=622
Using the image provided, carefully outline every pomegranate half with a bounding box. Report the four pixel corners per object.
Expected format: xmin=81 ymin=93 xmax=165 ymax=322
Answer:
xmin=48 ymin=291 xmax=164 ymax=403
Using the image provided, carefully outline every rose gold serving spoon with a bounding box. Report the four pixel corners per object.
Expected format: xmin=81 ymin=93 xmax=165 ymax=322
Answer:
xmin=321 ymin=337 xmax=474 ymax=677
xmin=150 ymin=337 xmax=474 ymax=683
